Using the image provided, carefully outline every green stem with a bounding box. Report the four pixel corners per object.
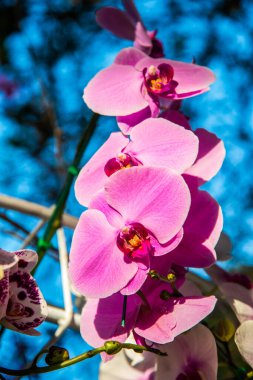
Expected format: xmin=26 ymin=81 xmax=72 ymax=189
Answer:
xmin=34 ymin=113 xmax=99 ymax=272
xmin=0 ymin=341 xmax=166 ymax=377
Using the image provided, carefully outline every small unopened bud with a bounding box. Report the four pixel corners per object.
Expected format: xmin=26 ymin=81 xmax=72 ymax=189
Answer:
xmin=104 ymin=341 xmax=122 ymax=355
xmin=213 ymin=319 xmax=235 ymax=342
xmin=167 ymin=273 xmax=176 ymax=283
xmin=45 ymin=346 xmax=69 ymax=365
xmin=160 ymin=289 xmax=170 ymax=300
xmin=149 ymin=270 xmax=159 ymax=279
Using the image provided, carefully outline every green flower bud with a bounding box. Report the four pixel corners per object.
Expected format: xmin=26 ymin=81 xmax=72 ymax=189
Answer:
xmin=45 ymin=346 xmax=69 ymax=365
xmin=213 ymin=318 xmax=235 ymax=342
xmin=149 ymin=270 xmax=159 ymax=279
xmin=104 ymin=341 xmax=122 ymax=355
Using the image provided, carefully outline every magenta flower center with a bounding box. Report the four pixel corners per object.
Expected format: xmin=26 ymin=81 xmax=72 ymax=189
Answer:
xmin=144 ymin=63 xmax=177 ymax=95
xmin=117 ymin=223 xmax=153 ymax=259
xmin=104 ymin=153 xmax=141 ymax=177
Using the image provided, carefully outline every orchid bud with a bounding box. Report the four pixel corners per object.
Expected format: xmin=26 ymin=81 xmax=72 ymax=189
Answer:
xmin=213 ymin=319 xmax=235 ymax=342
xmin=104 ymin=341 xmax=122 ymax=355
xmin=45 ymin=346 xmax=69 ymax=365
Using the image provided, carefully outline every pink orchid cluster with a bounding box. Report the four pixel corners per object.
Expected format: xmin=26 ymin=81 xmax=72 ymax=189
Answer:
xmin=0 ymin=248 xmax=47 ymax=335
xmin=69 ymin=1 xmax=226 ymax=378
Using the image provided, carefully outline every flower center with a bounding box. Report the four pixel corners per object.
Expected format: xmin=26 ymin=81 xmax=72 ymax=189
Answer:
xmin=144 ymin=63 xmax=177 ymax=95
xmin=104 ymin=153 xmax=141 ymax=177
xmin=117 ymin=223 xmax=153 ymax=259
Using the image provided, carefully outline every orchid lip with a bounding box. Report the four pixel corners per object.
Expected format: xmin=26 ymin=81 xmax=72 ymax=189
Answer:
xmin=143 ymin=63 xmax=177 ymax=96
xmin=117 ymin=222 xmax=153 ymax=259
xmin=104 ymin=152 xmax=142 ymax=177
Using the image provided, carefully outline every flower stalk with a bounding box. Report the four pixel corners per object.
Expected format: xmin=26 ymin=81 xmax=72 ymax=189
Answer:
xmin=0 ymin=341 xmax=166 ymax=377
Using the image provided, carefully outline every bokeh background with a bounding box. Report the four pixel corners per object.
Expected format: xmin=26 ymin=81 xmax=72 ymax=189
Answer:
xmin=0 ymin=0 xmax=252 ymax=379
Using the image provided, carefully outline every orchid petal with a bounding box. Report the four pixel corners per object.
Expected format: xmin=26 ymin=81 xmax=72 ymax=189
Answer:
xmin=83 ymin=65 xmax=147 ymax=116
xmin=170 ymin=190 xmax=222 ymax=268
xmin=121 ymin=267 xmax=148 ymax=295
xmin=69 ymin=210 xmax=138 ymax=298
xmin=122 ymin=0 xmax=141 ymax=23
xmin=81 ymin=293 xmax=140 ymax=348
xmin=149 ymin=229 xmax=184 ymax=256
xmin=161 ymin=109 xmax=191 ymax=130
xmin=114 ymin=47 xmax=147 ymax=66
xmin=3 ymin=270 xmax=47 ymax=332
xmin=0 ymin=272 xmax=9 ymax=320
xmin=14 ymin=249 xmax=38 ymax=272
xmin=134 ymin=22 xmax=152 ymax=49
xmin=185 ymin=128 xmax=225 ymax=185
xmin=89 ymin=191 xmax=123 ymax=229
xmin=75 ymin=132 xmax=128 ymax=207
xmin=105 ymin=166 xmax=190 ymax=244
xmin=156 ymin=324 xmax=218 ymax=380
xmin=129 ymin=118 xmax=199 ymax=173
xmin=0 ymin=249 xmax=18 ymax=271
xmin=135 ymin=295 xmax=216 ymax=344
xmin=96 ymin=7 xmax=135 ymax=40
xmin=135 ymin=57 xmax=215 ymax=97
xmin=117 ymin=107 xmax=151 ymax=135
xmin=235 ymin=321 xmax=253 ymax=368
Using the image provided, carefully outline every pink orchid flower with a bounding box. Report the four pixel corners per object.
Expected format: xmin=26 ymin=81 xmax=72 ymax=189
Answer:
xmin=83 ymin=47 xmax=215 ymax=118
xmin=80 ymin=270 xmax=216 ymax=355
xmin=75 ymin=118 xmax=198 ymax=207
xmin=156 ymin=324 xmax=218 ymax=380
xmin=0 ymin=248 xmax=47 ymax=335
xmin=96 ymin=0 xmax=164 ymax=58
xmin=69 ymin=166 xmax=190 ymax=298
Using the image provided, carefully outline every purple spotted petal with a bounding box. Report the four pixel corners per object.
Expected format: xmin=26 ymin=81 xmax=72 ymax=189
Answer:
xmin=0 ymin=248 xmax=18 ymax=271
xmin=0 ymin=272 xmax=9 ymax=320
xmin=14 ymin=249 xmax=38 ymax=272
xmin=2 ymin=270 xmax=47 ymax=333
